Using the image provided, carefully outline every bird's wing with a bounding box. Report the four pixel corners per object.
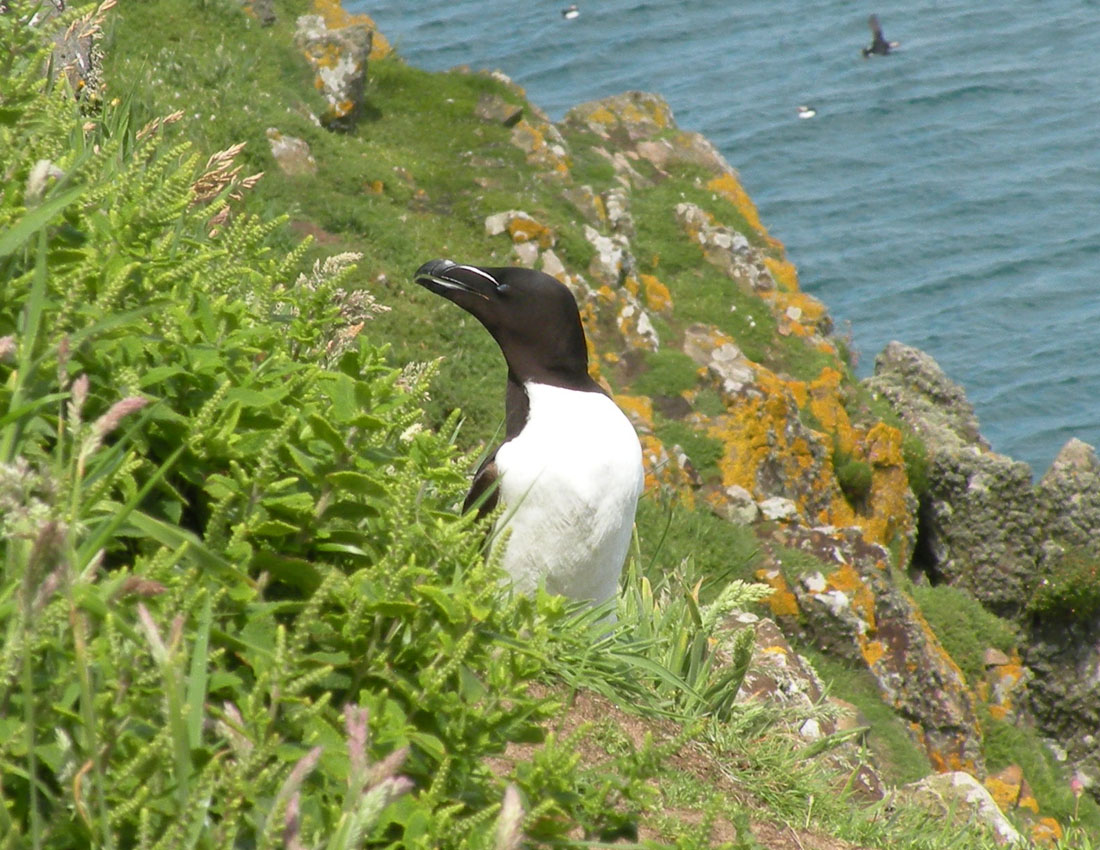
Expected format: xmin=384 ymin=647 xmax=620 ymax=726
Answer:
xmin=464 ymin=449 xmax=501 ymax=518
xmin=868 ymin=13 xmax=883 ymax=38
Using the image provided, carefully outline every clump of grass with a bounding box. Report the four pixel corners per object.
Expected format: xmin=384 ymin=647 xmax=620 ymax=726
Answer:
xmin=911 ymin=584 xmax=1017 ymax=685
xmin=633 ymin=348 xmax=701 ymax=397
xmin=836 ymin=457 xmax=874 ymax=506
xmin=653 ymin=419 xmax=725 ymax=482
xmin=902 ymin=432 xmax=931 ymax=498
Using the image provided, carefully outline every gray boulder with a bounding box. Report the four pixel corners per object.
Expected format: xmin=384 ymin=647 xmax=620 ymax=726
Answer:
xmin=295 ymin=13 xmax=372 ymax=129
xmin=1036 ymin=437 xmax=1100 ymax=550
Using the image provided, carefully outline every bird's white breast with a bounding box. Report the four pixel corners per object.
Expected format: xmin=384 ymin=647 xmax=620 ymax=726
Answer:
xmin=492 ymin=382 xmax=644 ymax=604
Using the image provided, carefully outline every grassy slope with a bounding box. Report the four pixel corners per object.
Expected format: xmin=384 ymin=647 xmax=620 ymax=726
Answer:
xmin=99 ymin=0 xmax=1098 ymax=844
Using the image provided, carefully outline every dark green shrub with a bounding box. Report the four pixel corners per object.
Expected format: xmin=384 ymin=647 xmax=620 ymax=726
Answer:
xmin=1027 ymin=546 xmax=1100 ymax=621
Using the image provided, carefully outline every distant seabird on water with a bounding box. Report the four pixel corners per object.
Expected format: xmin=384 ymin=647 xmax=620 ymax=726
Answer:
xmin=562 ymin=4 xmax=579 ymax=19
xmin=414 ymin=259 xmax=644 ymax=606
xmin=862 ymin=14 xmax=899 ymax=57
xmin=797 ymin=105 xmax=817 ymax=119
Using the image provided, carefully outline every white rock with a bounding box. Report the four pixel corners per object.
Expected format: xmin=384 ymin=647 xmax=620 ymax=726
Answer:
xmin=907 ymin=772 xmax=1024 ymax=846
xmin=513 ymin=241 xmax=539 ymax=267
xmin=485 ymin=210 xmax=534 ymax=237
xmin=759 ymin=497 xmax=799 ymax=522
xmin=540 ymin=249 xmax=567 ymax=280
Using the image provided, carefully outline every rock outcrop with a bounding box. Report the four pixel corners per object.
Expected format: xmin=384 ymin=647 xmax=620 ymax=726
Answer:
xmin=295 ymin=0 xmax=389 ymax=129
xmin=866 ymin=341 xmax=1040 ymax=617
xmin=867 ymin=339 xmax=1100 ymax=805
xmin=757 ymin=524 xmax=984 ymax=774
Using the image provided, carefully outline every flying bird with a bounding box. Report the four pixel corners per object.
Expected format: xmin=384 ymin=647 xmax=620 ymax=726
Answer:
xmin=862 ymin=14 xmax=899 ymax=57
xmin=414 ymin=259 xmax=644 ymax=606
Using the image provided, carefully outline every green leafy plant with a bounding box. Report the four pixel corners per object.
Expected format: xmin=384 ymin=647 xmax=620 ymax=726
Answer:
xmin=0 ymin=8 xmax=668 ymax=845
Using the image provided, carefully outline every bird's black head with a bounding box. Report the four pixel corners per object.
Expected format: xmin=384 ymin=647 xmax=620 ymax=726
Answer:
xmin=414 ymin=259 xmax=595 ymax=390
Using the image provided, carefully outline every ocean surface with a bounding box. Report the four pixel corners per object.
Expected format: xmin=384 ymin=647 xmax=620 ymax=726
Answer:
xmin=352 ymin=0 xmax=1100 ymax=475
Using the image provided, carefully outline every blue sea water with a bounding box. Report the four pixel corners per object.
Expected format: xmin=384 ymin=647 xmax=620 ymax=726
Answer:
xmin=352 ymin=0 xmax=1100 ymax=475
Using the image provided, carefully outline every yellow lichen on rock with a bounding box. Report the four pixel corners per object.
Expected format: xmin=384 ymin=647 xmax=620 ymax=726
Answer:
xmin=827 ymin=563 xmax=877 ymax=628
xmin=763 ymin=256 xmax=799 ymax=292
xmin=639 ymin=273 xmax=673 ymax=313
xmin=614 ymin=394 xmax=655 ymax=432
xmin=806 ymin=367 xmax=853 ymax=449
xmin=705 ymin=173 xmax=781 ymax=248
xmin=823 ymin=421 xmax=915 ymax=554
xmin=580 ymin=104 xmax=619 ymax=132
xmin=1031 ymin=818 xmax=1063 ymax=845
xmin=861 ymin=639 xmax=886 ymax=666
xmin=506 ymin=217 xmax=554 ymax=248
xmin=755 ymin=569 xmax=801 ymax=618
xmin=509 ymin=119 xmax=571 ymax=177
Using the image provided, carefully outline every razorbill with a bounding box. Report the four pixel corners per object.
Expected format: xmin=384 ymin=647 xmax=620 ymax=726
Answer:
xmin=797 ymin=105 xmax=817 ymax=119
xmin=562 ymin=4 xmax=580 ymax=19
xmin=862 ymin=14 xmax=899 ymax=57
xmin=414 ymin=259 xmax=644 ymax=605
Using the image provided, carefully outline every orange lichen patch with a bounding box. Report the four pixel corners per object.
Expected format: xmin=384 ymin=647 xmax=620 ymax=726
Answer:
xmin=860 ymin=639 xmax=885 ymax=667
xmin=755 ymin=569 xmax=801 ymax=618
xmin=639 ymin=433 xmax=665 ymax=490
xmin=615 ymin=394 xmax=655 ymax=431
xmin=806 ymin=366 xmax=854 ymax=448
xmin=775 ymin=289 xmax=828 ymax=325
xmin=622 ymin=275 xmax=640 ymax=297
xmin=822 ymin=421 xmax=914 ymax=554
xmin=1031 ymin=818 xmax=1063 ymax=845
xmin=304 ymin=42 xmax=345 ymax=72
xmin=945 ymin=752 xmax=978 ymax=773
xmin=506 ymin=217 xmax=554 ymax=248
xmin=364 ymin=180 xmax=384 ymax=194
xmin=628 ymin=98 xmax=671 ymax=130
xmin=704 ymin=173 xmax=781 ymax=249
xmin=994 ymin=660 xmax=1026 ymax=688
xmin=582 ymin=104 xmax=618 ymax=130
xmin=511 ymin=119 xmax=547 ymax=152
xmin=863 ymin=421 xmax=905 ymax=468
xmin=827 ymin=563 xmax=877 ymax=629
xmin=639 ymin=273 xmax=673 ymax=313
xmin=1018 ymin=790 xmax=1040 ymax=814
xmin=638 ymin=433 xmax=694 ymax=500
xmin=763 ymin=256 xmax=799 ymax=292
xmin=985 ymin=772 xmax=1022 ymax=812
xmin=312 ymin=0 xmax=392 ymax=58
xmin=595 ymin=285 xmax=617 ymax=305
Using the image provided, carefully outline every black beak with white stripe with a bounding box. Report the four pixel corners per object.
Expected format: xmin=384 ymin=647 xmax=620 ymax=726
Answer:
xmin=413 ymin=259 xmax=645 ymax=606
